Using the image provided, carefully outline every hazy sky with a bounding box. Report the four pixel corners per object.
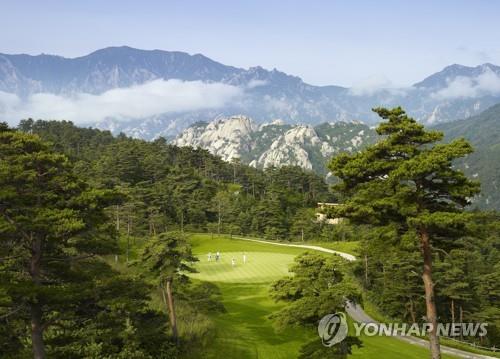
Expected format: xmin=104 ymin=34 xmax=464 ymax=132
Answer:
xmin=1 ymin=0 xmax=499 ymax=87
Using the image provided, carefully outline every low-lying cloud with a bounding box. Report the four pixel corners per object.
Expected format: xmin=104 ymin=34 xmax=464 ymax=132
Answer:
xmin=246 ymin=79 xmax=268 ymax=89
xmin=348 ymin=75 xmax=390 ymax=96
xmin=0 ymin=79 xmax=243 ymax=125
xmin=348 ymin=75 xmax=409 ymax=97
xmin=432 ymin=68 xmax=500 ymax=100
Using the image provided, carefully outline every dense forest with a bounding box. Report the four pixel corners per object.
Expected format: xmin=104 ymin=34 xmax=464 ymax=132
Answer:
xmin=1 ymin=113 xmax=499 ymax=358
xmin=18 ymin=119 xmax=334 ymax=241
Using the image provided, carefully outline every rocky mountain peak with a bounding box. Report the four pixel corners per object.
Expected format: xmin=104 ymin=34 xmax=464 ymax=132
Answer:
xmin=173 ymin=115 xmax=378 ymax=174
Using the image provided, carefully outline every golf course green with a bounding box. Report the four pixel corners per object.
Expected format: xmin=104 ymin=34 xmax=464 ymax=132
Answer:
xmin=187 ymin=234 xmax=458 ymax=358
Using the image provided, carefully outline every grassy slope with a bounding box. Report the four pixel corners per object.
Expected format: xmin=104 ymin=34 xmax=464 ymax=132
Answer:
xmin=186 ymin=234 xmax=458 ymax=358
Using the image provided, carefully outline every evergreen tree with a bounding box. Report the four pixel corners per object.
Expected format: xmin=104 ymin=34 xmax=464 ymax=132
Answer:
xmin=141 ymin=232 xmax=197 ymax=342
xmin=270 ymin=252 xmax=361 ymax=357
xmin=328 ymin=107 xmax=480 ymax=359
xmin=0 ymin=124 xmax=119 ymax=358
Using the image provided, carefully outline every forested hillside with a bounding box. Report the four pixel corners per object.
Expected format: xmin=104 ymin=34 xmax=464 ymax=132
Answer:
xmin=435 ymin=103 xmax=500 ymax=209
xmin=18 ymin=118 xmax=334 ymax=241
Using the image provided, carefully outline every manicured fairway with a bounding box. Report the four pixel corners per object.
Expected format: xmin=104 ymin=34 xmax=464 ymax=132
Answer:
xmin=187 ymin=234 xmax=458 ymax=359
xmin=191 ymin=251 xmax=296 ymax=283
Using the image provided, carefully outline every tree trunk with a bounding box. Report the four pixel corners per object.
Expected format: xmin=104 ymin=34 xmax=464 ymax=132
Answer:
xmin=364 ymin=254 xmax=369 ymax=286
xmin=420 ymin=227 xmax=441 ymax=359
xmin=31 ymin=304 xmax=45 ymax=359
xmin=30 ymin=236 xmax=45 ymax=359
xmin=126 ymin=215 xmax=131 ymax=263
xmin=301 ymin=228 xmax=304 ymax=242
xmin=451 ymin=299 xmax=455 ymax=324
xmin=126 ymin=236 xmax=130 ymax=264
xmin=217 ymin=204 xmax=221 ymax=235
xmin=180 ymin=211 xmax=184 ymax=233
xmin=382 ymin=264 xmax=386 ymax=290
xmin=409 ymin=298 xmax=417 ymax=324
xmin=459 ymin=305 xmax=464 ymax=340
xmin=115 ymin=205 xmax=120 ymax=231
xmin=165 ymin=279 xmax=178 ymax=342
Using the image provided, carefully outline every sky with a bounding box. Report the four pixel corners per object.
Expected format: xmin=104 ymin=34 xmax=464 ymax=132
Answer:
xmin=0 ymin=0 xmax=499 ymax=87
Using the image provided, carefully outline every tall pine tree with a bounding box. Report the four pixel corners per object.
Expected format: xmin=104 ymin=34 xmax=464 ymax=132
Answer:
xmin=328 ymin=108 xmax=479 ymax=359
xmin=0 ymin=124 xmax=121 ymax=358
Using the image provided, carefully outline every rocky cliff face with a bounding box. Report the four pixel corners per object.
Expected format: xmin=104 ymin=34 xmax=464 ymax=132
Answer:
xmin=174 ymin=115 xmax=257 ymax=161
xmin=172 ymin=115 xmax=378 ymax=174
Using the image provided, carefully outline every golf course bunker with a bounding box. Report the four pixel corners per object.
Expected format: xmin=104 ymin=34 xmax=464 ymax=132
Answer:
xmin=190 ymin=251 xmax=296 ymax=283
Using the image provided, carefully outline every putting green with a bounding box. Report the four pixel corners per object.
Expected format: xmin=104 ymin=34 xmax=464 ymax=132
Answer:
xmin=190 ymin=251 xmax=295 ymax=283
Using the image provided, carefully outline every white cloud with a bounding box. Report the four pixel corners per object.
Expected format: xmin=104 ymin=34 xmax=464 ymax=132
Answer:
xmin=263 ymin=95 xmax=292 ymax=112
xmin=0 ymin=79 xmax=243 ymax=125
xmin=0 ymin=91 xmax=21 ymax=112
xmin=348 ymin=75 xmax=393 ymax=96
xmin=432 ymin=68 xmax=500 ymax=100
xmin=246 ymin=79 xmax=268 ymax=89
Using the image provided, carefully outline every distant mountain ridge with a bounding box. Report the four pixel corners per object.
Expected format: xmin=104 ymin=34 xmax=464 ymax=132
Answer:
xmin=1 ymin=46 xmax=500 ymax=138
xmin=434 ymin=103 xmax=500 ymax=209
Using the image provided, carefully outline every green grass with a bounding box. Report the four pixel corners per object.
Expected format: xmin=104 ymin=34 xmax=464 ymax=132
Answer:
xmin=189 ymin=282 xmax=313 ymax=359
xmin=308 ymin=240 xmax=361 ymax=256
xmin=351 ymin=333 xmax=454 ymax=358
xmin=189 ymin=233 xmax=307 ymax=255
xmin=438 ymin=337 xmax=500 ymax=358
xmin=191 ymin=251 xmax=296 ymax=283
xmin=186 ymin=234 xmax=459 ymax=358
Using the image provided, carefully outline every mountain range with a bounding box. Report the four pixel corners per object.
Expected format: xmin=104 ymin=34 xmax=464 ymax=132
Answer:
xmin=1 ymin=46 xmax=499 ymax=209
xmin=1 ymin=46 xmax=500 ymax=139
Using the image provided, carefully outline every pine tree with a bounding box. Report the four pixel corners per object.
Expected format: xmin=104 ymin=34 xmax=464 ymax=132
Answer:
xmin=328 ymin=108 xmax=480 ymax=359
xmin=0 ymin=124 xmax=120 ymax=358
xmin=270 ymin=252 xmax=361 ymax=357
xmin=141 ymin=232 xmax=197 ymax=342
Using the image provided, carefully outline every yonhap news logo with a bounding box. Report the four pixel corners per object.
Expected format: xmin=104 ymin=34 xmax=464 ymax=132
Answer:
xmin=318 ymin=312 xmax=348 ymax=346
xmin=318 ymin=311 xmax=488 ymax=348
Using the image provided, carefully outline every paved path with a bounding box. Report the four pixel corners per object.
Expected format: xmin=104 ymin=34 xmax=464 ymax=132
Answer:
xmin=233 ymin=236 xmax=497 ymax=359
xmin=232 ymin=237 xmax=357 ymax=261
